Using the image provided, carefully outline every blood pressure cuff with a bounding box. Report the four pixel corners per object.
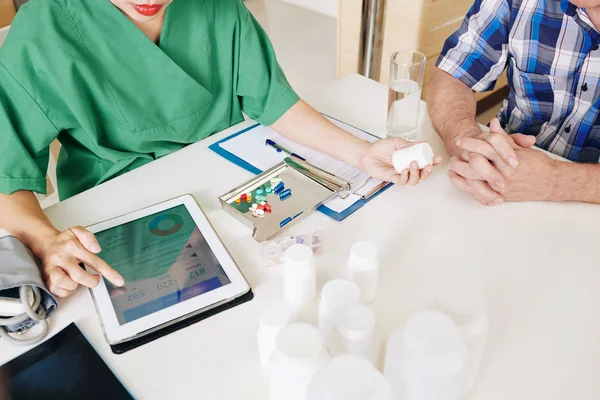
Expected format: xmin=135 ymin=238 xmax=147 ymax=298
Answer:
xmin=0 ymin=235 xmax=58 ymax=333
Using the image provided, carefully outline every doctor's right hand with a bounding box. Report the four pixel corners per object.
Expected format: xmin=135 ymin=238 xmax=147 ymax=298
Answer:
xmin=40 ymin=226 xmax=124 ymax=298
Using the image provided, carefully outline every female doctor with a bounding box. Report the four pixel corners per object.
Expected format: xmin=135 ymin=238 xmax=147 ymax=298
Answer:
xmin=0 ymin=0 xmax=441 ymax=297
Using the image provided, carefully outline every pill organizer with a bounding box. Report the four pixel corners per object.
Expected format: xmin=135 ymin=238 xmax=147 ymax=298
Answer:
xmin=219 ymin=156 xmax=351 ymax=242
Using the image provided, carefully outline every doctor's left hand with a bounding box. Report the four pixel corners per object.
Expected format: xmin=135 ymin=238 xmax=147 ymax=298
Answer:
xmin=359 ymin=138 xmax=443 ymax=186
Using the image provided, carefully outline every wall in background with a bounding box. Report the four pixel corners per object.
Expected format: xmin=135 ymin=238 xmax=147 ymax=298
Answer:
xmin=337 ymin=0 xmax=508 ymax=102
xmin=280 ymin=0 xmax=338 ymax=18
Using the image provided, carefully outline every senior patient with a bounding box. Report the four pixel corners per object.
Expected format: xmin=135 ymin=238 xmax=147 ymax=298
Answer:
xmin=428 ymin=0 xmax=600 ymax=205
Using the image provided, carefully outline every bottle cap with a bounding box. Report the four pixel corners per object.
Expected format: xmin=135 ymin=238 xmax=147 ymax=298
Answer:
xmin=320 ymin=279 xmax=362 ymax=309
xmin=323 ymin=354 xmax=376 ymax=399
xmin=336 ymin=304 xmax=376 ymax=340
xmin=259 ymin=304 xmax=297 ymax=337
xmin=349 ymin=241 xmax=379 ymax=267
xmin=404 ymin=311 xmax=467 ymax=375
xmin=285 ymin=244 xmax=314 ymax=267
xmin=275 ymin=323 xmax=324 ymax=368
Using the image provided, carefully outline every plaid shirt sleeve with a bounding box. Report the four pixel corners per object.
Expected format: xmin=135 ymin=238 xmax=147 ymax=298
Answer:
xmin=436 ymin=0 xmax=511 ymax=92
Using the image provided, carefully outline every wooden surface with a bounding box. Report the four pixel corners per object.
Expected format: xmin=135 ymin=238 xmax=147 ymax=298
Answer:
xmin=337 ymin=0 xmax=508 ymax=102
xmin=0 ymin=0 xmax=15 ymax=28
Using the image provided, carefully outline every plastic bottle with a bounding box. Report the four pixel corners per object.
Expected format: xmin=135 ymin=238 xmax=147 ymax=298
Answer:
xmin=283 ymin=244 xmax=317 ymax=305
xmin=318 ymin=279 xmax=362 ymax=345
xmin=268 ymin=323 xmax=330 ymax=400
xmin=347 ymin=241 xmax=379 ymax=302
xmin=331 ymin=304 xmax=380 ymax=366
xmin=436 ymin=281 xmax=489 ymax=393
xmin=257 ymin=304 xmax=298 ymax=370
xmin=384 ymin=311 xmax=468 ymax=400
xmin=307 ymin=354 xmax=393 ymax=400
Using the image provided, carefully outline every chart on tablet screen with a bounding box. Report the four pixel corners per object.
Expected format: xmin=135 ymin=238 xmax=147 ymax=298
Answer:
xmin=95 ymin=205 xmax=231 ymax=325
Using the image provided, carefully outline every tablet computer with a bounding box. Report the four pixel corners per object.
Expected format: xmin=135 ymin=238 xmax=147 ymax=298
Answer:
xmin=86 ymin=195 xmax=250 ymax=346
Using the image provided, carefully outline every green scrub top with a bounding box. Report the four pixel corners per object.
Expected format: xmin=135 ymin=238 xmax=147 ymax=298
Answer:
xmin=0 ymin=0 xmax=299 ymax=200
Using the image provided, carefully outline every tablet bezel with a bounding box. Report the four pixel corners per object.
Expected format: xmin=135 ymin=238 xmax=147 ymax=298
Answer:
xmin=86 ymin=194 xmax=250 ymax=345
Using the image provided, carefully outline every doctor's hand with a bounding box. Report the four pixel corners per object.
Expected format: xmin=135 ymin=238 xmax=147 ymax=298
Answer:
xmin=359 ymin=138 xmax=443 ymax=186
xmin=40 ymin=226 xmax=124 ymax=298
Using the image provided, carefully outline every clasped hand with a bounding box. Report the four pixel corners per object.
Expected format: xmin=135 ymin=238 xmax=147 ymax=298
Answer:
xmin=448 ymin=119 xmax=559 ymax=205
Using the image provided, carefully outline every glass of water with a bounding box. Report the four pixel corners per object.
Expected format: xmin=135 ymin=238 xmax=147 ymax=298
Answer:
xmin=387 ymin=51 xmax=426 ymax=141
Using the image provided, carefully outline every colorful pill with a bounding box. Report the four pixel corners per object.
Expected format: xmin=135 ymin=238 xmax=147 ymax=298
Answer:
xmin=257 ymin=204 xmax=264 ymax=211
xmin=264 ymin=204 xmax=272 ymax=211
xmin=265 ymin=208 xmax=272 ymax=214
xmin=280 ymin=192 xmax=292 ymax=201
xmin=265 ymin=187 xmax=273 ymax=194
xmin=279 ymin=188 xmax=291 ymax=198
xmin=256 ymin=195 xmax=267 ymax=201
xmin=274 ymin=182 xmax=285 ymax=195
xmin=280 ymin=217 xmax=292 ymax=227
xmin=293 ymin=211 xmax=303 ymax=219
xmin=256 ymin=188 xmax=264 ymax=195
xmin=235 ymin=198 xmax=241 ymax=204
xmin=241 ymin=193 xmax=247 ymax=200
xmin=247 ymin=196 xmax=252 ymax=202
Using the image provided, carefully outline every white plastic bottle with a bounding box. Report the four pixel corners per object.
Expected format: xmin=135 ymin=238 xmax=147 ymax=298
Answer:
xmin=307 ymin=354 xmax=392 ymax=400
xmin=257 ymin=304 xmax=298 ymax=370
xmin=347 ymin=241 xmax=379 ymax=302
xmin=384 ymin=311 xmax=468 ymax=400
xmin=437 ymin=282 xmax=489 ymax=393
xmin=283 ymin=244 xmax=317 ymax=305
xmin=318 ymin=279 xmax=362 ymax=345
xmin=268 ymin=323 xmax=330 ymax=400
xmin=331 ymin=304 xmax=380 ymax=366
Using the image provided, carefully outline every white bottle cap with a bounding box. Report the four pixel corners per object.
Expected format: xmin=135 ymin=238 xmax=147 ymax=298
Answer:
xmin=308 ymin=354 xmax=393 ymax=400
xmin=285 ymin=244 xmax=314 ymax=267
xmin=404 ymin=311 xmax=467 ymax=375
xmin=336 ymin=304 xmax=376 ymax=340
xmin=275 ymin=323 xmax=325 ymax=368
xmin=259 ymin=304 xmax=298 ymax=337
xmin=323 ymin=354 xmax=376 ymax=399
xmin=349 ymin=241 xmax=379 ymax=267
xmin=392 ymin=143 xmax=434 ymax=172
xmin=320 ymin=279 xmax=362 ymax=309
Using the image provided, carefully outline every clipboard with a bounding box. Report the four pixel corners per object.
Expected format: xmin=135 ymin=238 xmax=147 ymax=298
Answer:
xmin=209 ymin=115 xmax=392 ymax=221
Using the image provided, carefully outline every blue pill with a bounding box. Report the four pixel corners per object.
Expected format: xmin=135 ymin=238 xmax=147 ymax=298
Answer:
xmin=280 ymin=217 xmax=292 ymax=228
xmin=279 ymin=188 xmax=291 ymax=198
xmin=280 ymin=192 xmax=292 ymax=201
xmin=273 ymin=182 xmax=285 ymax=194
xmin=256 ymin=188 xmax=264 ymax=195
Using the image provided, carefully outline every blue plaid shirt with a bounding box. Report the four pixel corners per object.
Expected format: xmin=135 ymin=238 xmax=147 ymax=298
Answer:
xmin=437 ymin=0 xmax=600 ymax=162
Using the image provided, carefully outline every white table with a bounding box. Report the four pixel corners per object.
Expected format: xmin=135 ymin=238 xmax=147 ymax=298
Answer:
xmin=2 ymin=74 xmax=600 ymax=400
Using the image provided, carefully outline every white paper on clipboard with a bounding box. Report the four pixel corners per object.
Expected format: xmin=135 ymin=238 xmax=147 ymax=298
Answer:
xmin=218 ymin=117 xmax=384 ymax=213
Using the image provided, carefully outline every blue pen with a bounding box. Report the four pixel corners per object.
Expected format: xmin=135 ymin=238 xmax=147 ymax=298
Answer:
xmin=265 ymin=139 xmax=306 ymax=161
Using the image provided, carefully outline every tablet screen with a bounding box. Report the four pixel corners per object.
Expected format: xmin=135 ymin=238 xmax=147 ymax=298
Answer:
xmin=95 ymin=205 xmax=231 ymax=325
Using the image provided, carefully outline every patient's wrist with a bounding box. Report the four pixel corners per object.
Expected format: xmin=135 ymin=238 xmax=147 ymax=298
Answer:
xmin=444 ymin=119 xmax=481 ymax=157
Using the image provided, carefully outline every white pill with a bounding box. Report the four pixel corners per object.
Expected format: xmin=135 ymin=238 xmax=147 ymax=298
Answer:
xmin=257 ymin=209 xmax=265 ymax=215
